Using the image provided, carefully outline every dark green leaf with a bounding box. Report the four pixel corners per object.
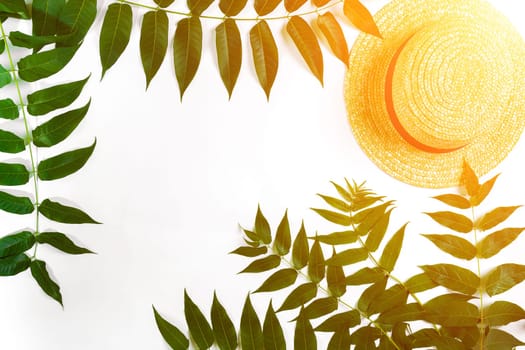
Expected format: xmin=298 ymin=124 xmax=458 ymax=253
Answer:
xmin=255 ymin=205 xmax=271 ymax=244
xmin=432 ymin=194 xmax=471 ymax=209
xmin=239 ymin=254 xmax=280 ymax=273
xmin=364 ymin=209 xmax=392 ymax=252
xmin=17 ymin=45 xmax=78 ymax=82
xmin=291 ymin=222 xmax=309 ymax=269
xmin=0 ymin=191 xmax=34 ymax=214
xmin=0 ymin=39 xmax=4 ymax=54
xmin=294 ymin=310 xmax=316 ymax=350
xmin=39 ymin=198 xmax=100 ymax=224
xmin=377 ymin=303 xmax=424 ymax=325
xmin=315 ymin=311 xmax=360 ymax=332
xmin=32 ymin=102 xmax=90 ymax=147
xmin=184 ymin=290 xmax=214 ymax=349
xmin=56 ymin=0 xmax=97 ymax=46
xmin=425 ymin=211 xmax=473 ymax=233
xmin=302 ymin=297 xmax=337 ymax=319
xmin=174 ymin=17 xmax=203 ymax=99
xmin=404 ymin=273 xmax=437 ymax=293
xmin=0 ymin=129 xmax=24 ymax=153
xmin=349 ymin=326 xmax=382 ymax=348
xmin=308 ymin=239 xmax=324 ymax=283
xmin=0 ymin=162 xmax=29 ymax=185
xmin=8 ymin=31 xmax=74 ymax=49
xmin=187 ymin=0 xmax=214 ymax=15
xmin=254 ymin=0 xmax=282 ymax=16
xmin=30 ymin=260 xmax=62 ymax=305
xmin=0 ymin=98 xmax=18 ymax=119
xmin=229 ymin=246 xmax=267 ymax=257
xmin=378 ymin=223 xmax=406 ymax=272
xmin=311 ymin=208 xmax=351 ymax=226
xmin=153 ymin=306 xmax=189 ymax=350
xmin=240 ymin=295 xmax=263 ymax=350
xmin=273 ymin=210 xmax=290 ymax=256
xmin=325 ymin=247 xmax=367 ymax=266
xmin=32 ymin=0 xmax=65 ymax=37
xmin=219 ymin=0 xmax=247 ymax=16
xmin=254 ymin=268 xmax=297 ymax=293
xmin=484 ymin=329 xmax=525 ymax=350
xmin=155 ymin=0 xmax=175 ymax=7
xmin=477 ymin=227 xmax=524 ymax=259
xmin=345 ymin=266 xmax=384 ymax=285
xmin=140 ymin=10 xmax=169 ymax=88
xmin=0 ymin=64 xmax=12 ymax=87
xmin=477 ymin=206 xmax=521 ymax=231
xmin=422 ymin=234 xmax=476 ymax=260
xmin=0 ymin=0 xmax=29 ymax=18
xmin=38 ymin=140 xmax=95 ymax=180
xmin=263 ymin=302 xmax=285 ymax=350
xmin=211 ymin=293 xmax=237 ymax=350
xmin=357 ymin=277 xmax=387 ymax=315
xmin=424 ymin=295 xmax=478 ymax=327
xmin=27 ymin=76 xmax=89 ymax=116
xmin=313 ymin=230 xmax=357 ymax=245
xmin=368 ymin=284 xmax=407 ymax=315
xmin=327 ymin=250 xmax=346 ymax=297
xmin=216 ymin=19 xmax=242 ymax=98
xmin=36 ymin=232 xmax=93 ymax=254
xmin=485 ymin=301 xmax=525 ymax=326
xmin=484 ymin=263 xmax=525 ymax=296
xmin=278 ymin=282 xmax=317 ymax=312
xmin=471 ymin=174 xmax=498 ymax=206
xmin=317 ymin=193 xmax=350 ymax=212
xmin=0 ymin=231 xmax=35 ymax=257
xmin=99 ymin=3 xmax=133 ymax=78
xmin=420 ymin=263 xmax=479 ymax=295
xmin=0 ymin=253 xmax=30 ymax=276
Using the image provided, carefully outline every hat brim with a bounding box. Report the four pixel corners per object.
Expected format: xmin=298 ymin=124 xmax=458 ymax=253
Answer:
xmin=345 ymin=0 xmax=525 ymax=188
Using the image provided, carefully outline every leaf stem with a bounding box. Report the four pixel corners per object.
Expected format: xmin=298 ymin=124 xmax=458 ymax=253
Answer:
xmin=0 ymin=22 xmax=41 ymax=259
xmin=471 ymin=206 xmax=485 ymax=349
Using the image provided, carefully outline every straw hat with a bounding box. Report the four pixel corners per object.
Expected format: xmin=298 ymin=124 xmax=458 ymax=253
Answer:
xmin=345 ymin=0 xmax=525 ymax=188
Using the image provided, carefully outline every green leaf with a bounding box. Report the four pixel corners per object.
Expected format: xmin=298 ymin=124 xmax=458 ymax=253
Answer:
xmin=174 ymin=16 xmax=203 ymax=99
xmin=313 ymin=230 xmax=357 ymax=245
xmin=273 ymin=210 xmax=291 ymax=256
xmin=8 ymin=31 xmax=74 ymax=49
xmin=32 ymin=101 xmax=90 ymax=147
xmin=317 ymin=194 xmax=350 ymax=212
xmin=239 ymin=254 xmax=280 ymax=273
xmin=357 ymin=277 xmax=387 ymax=315
xmin=229 ymin=245 xmax=267 ymax=257
xmin=302 ymin=296 xmax=338 ymax=319
xmin=354 ymin=202 xmax=393 ymax=235
xmin=368 ymin=284 xmax=407 ymax=315
xmin=240 ymin=295 xmax=263 ymax=350
xmin=0 ymin=129 xmax=25 ymax=153
xmin=0 ymin=98 xmax=19 ymax=119
xmin=404 ymin=273 xmax=437 ymax=293
xmin=184 ymin=290 xmax=214 ymax=350
xmin=215 ymin=19 xmax=242 ymax=98
xmin=99 ymin=3 xmax=133 ymax=78
xmin=254 ymin=0 xmax=282 ymax=16
xmin=426 ymin=211 xmax=473 ymax=233
xmin=0 ymin=39 xmax=4 ymax=54
xmin=155 ymin=0 xmax=175 ymax=7
xmin=420 ymin=263 xmax=479 ymax=295
xmin=56 ymin=0 xmax=97 ymax=46
xmin=278 ymin=282 xmax=317 ymax=312
xmin=0 ymin=231 xmax=35 ymax=257
xmin=0 ymin=162 xmax=29 ymax=185
xmin=485 ymin=301 xmax=525 ymax=326
xmin=187 ymin=0 xmax=214 ymax=15
xmin=262 ymin=302 xmax=285 ymax=350
xmin=378 ymin=223 xmax=406 ymax=272
xmin=219 ymin=0 xmax=247 ymax=16
xmin=38 ymin=140 xmax=96 ymax=181
xmin=327 ymin=250 xmax=346 ymax=297
xmin=36 ymin=232 xmax=93 ymax=254
xmin=327 ymin=329 xmax=351 ymax=350
xmin=294 ymin=310 xmax=316 ymax=350
xmin=153 ymin=306 xmax=189 ymax=350
xmin=376 ymin=303 xmax=424 ymax=325
xmin=249 ymin=20 xmax=279 ymax=98
xmin=441 ymin=326 xmax=479 ymax=348
xmin=471 ymin=174 xmax=498 ymax=206
xmin=26 ymin=76 xmax=88 ymax=116
xmin=211 ymin=293 xmax=237 ymax=350
xmin=286 ymin=16 xmax=323 ymax=85
xmin=311 ymin=208 xmax=351 ymax=226
xmin=0 ymin=191 xmax=34 ymax=214
xmin=484 ymin=329 xmax=525 ymax=350
xmin=254 ymin=268 xmax=297 ymax=293
xmin=291 ymin=222 xmax=309 ymax=269
xmin=364 ymin=208 xmax=392 ymax=252
xmin=32 ymin=0 xmax=65 ymax=37
xmin=0 ymin=64 xmax=12 ymax=87
xmin=17 ymin=45 xmax=78 ymax=82
xmin=422 ymin=234 xmax=476 ymax=260
xmin=39 ymin=198 xmax=100 ymax=224
xmin=432 ymin=194 xmax=471 ymax=209
xmin=484 ymin=263 xmax=525 ymax=296
xmin=30 ymin=260 xmax=62 ymax=305
xmin=0 ymin=0 xmax=29 ymax=18
xmin=255 ymin=205 xmax=271 ymax=244
xmin=140 ymin=10 xmax=169 ymax=88
xmin=345 ymin=267 xmax=384 ymax=285
xmin=349 ymin=326 xmax=382 ymax=348
xmin=308 ymin=239 xmax=324 ymax=283
xmin=477 ymin=206 xmax=521 ymax=231
xmin=325 ymin=247 xmax=367 ymax=266
xmin=0 ymin=253 xmax=30 ymax=276
xmin=477 ymin=227 xmax=524 ymax=259
xmin=424 ymin=295 xmax=478 ymax=327
xmin=315 ymin=311 xmax=360 ymax=332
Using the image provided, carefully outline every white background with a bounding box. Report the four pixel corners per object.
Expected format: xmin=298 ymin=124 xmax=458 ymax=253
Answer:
xmin=2 ymin=0 xmax=525 ymax=348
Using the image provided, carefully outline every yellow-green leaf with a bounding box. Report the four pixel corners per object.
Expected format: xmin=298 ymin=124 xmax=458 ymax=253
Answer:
xmin=302 ymin=296 xmax=337 ymax=319
xmin=350 ymin=326 xmax=382 ymax=347
xmin=240 ymin=295 xmax=263 ymax=350
xmin=343 ymin=0 xmax=381 ymax=38
xmin=477 ymin=206 xmax=521 ymax=231
xmin=485 ymin=301 xmax=525 ymax=326
xmin=484 ymin=329 xmax=525 ymax=350
xmin=404 ymin=273 xmax=437 ymax=293
xmin=254 ymin=268 xmax=297 ymax=293
xmin=155 ymin=0 xmax=175 ymax=7
xmin=315 ymin=311 xmax=360 ymax=332
xmin=211 ymin=293 xmax=237 ymax=350
xmin=357 ymin=277 xmax=387 ymax=315
xmin=364 ymin=208 xmax=392 ymax=252
xmin=184 ymin=290 xmax=214 ymax=349
xmin=317 ymin=12 xmax=349 ymax=66
xmin=422 ymin=234 xmax=476 ymax=260
xmin=317 ymin=193 xmax=350 ymax=212
xmin=219 ymin=0 xmax=247 ymax=16
xmin=273 ymin=210 xmax=290 ymax=256
xmin=249 ymin=20 xmax=278 ymax=100
xmin=294 ymin=310 xmax=317 ymax=350
xmin=327 ymin=329 xmax=351 ymax=350
xmin=353 ymin=201 xmax=393 ymax=235
xmin=229 ymin=245 xmax=267 ymax=257
xmin=376 ymin=303 xmax=424 ymax=325
xmin=311 ymin=208 xmax=351 ymax=226
xmin=255 ymin=205 xmax=271 ymax=244
xmin=326 ymin=247 xmax=367 ymax=266
xmin=239 ymin=254 xmax=280 ymax=273
xmin=286 ymin=16 xmax=323 ymax=85
xmin=187 ymin=0 xmax=214 ymax=15
xmin=461 ymin=161 xmax=479 ymax=197
xmin=368 ymin=284 xmax=407 ymax=315
xmin=254 ymin=0 xmax=282 ymax=16
xmin=140 ymin=10 xmax=169 ymax=88
xmin=345 ymin=267 xmax=384 ymax=285
xmin=307 ymin=239 xmax=324 ymax=283
xmin=291 ymin=222 xmax=309 ymax=269
xmin=173 ymin=17 xmax=203 ymax=99
xmin=313 ymin=230 xmax=357 ymax=245
xmin=327 ymin=249 xmax=346 ymax=297
xmin=471 ymin=174 xmax=499 ymax=206
xmin=379 ymin=223 xmax=406 ymax=272
xmin=285 ymin=0 xmax=306 ymax=12
xmin=278 ymin=282 xmax=317 ymax=312
xmin=330 ymin=181 xmax=352 ymax=202
xmin=484 ymin=263 xmax=525 ymax=296
xmin=263 ymin=302 xmax=285 ymax=350
xmin=477 ymin=227 xmax=524 ymax=259
xmin=420 ymin=263 xmax=479 ymax=295
xmin=432 ymin=194 xmax=471 ymax=209
xmin=424 ymin=295 xmax=478 ymax=327
xmin=216 ymin=19 xmax=242 ymax=98
xmin=425 ymin=211 xmax=473 ymax=233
